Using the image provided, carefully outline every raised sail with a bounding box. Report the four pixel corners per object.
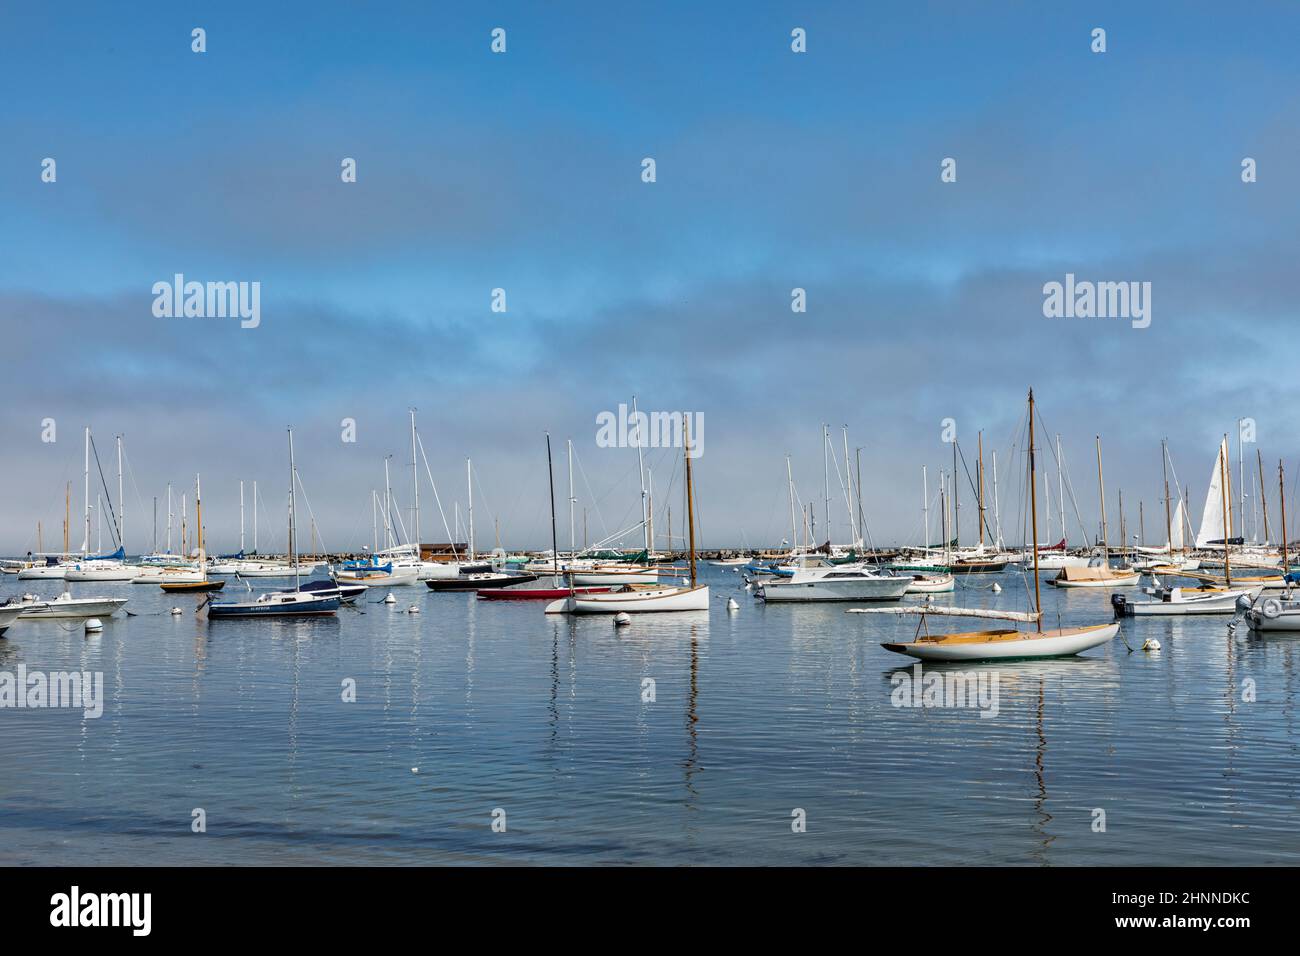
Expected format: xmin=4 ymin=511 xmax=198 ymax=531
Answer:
xmin=1195 ymin=439 xmax=1228 ymax=547
xmin=1169 ymin=497 xmax=1185 ymax=551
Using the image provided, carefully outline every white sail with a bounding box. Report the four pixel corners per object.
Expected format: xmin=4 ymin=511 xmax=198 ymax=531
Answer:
xmin=1169 ymin=497 xmax=1185 ymax=551
xmin=1195 ymin=440 xmax=1227 ymax=548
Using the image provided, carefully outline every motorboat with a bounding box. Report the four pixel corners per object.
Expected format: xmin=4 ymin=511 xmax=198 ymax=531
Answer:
xmin=11 ymin=591 xmax=129 ymax=619
xmin=757 ymin=564 xmax=911 ymax=603
xmin=1111 ymin=582 xmax=1262 ymax=616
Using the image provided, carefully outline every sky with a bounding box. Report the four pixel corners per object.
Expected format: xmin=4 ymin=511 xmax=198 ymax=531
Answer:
xmin=2 ymin=1 xmax=1299 ymax=554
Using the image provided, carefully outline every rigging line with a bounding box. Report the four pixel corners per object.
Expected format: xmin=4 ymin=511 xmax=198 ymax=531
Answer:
xmin=415 ymin=432 xmax=460 ymax=561
xmin=293 ymin=470 xmax=329 ymax=555
xmin=87 ymin=434 xmax=122 ymax=549
xmin=571 ymin=446 xmax=615 ymax=546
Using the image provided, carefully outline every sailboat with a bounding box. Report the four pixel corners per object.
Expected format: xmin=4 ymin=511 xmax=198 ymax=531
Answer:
xmin=545 ymin=420 xmax=709 ymax=614
xmin=1050 ymin=435 xmax=1140 ymax=588
xmin=160 ymin=475 xmax=225 ymax=593
xmin=1175 ymin=438 xmax=1287 ymax=590
xmin=64 ymin=431 xmax=137 ymax=582
xmin=877 ymin=389 xmax=1120 ymax=661
xmin=205 ymin=429 xmax=340 ymax=618
xmin=480 ymin=434 xmax=615 ymax=601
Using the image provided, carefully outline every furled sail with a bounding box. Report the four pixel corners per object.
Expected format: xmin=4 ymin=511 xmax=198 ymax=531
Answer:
xmin=1195 ymin=440 xmax=1227 ymax=548
xmin=847 ymin=605 xmax=1041 ymax=622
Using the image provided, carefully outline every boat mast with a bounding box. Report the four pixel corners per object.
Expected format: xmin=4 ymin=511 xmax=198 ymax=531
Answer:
xmin=855 ymin=447 xmax=865 ymax=552
xmin=842 ymin=426 xmax=857 ymax=548
xmin=1220 ymin=436 xmax=1231 ymax=587
xmin=632 ymin=396 xmax=649 ymax=554
xmin=467 ymin=457 xmax=475 ymax=561
xmin=1095 ymin=436 xmax=1109 ymax=562
xmin=1056 ymin=435 xmax=1066 ymax=547
xmin=1028 ymin=389 xmax=1042 ymax=631
xmin=410 ymin=409 xmax=420 ymax=551
xmin=239 ymin=480 xmax=245 ymax=553
xmin=922 ymin=465 xmax=929 ymax=552
xmin=1279 ymin=460 xmax=1288 ymax=572
xmin=952 ymin=440 xmax=960 ymax=550
xmin=785 ymin=455 xmax=797 ymax=554
xmin=1258 ymin=449 xmax=1270 ymax=545
xmin=567 ymin=439 xmax=575 ymax=556
xmin=977 ymin=430 xmax=985 ymax=549
xmin=289 ymin=428 xmax=299 ymax=591
xmin=383 ymin=455 xmax=393 ymax=550
xmin=152 ymin=496 xmax=157 ymax=554
xmin=82 ymin=426 xmax=90 ymax=556
xmin=167 ymin=483 xmax=173 ymax=554
xmin=1170 ymin=442 xmax=1180 ymax=561
xmin=822 ymin=423 xmax=830 ymax=549
xmin=195 ymin=474 xmax=205 ymax=570
xmin=685 ymin=416 xmax=698 ymax=588
xmin=1043 ymin=464 xmax=1051 ymax=545
xmin=117 ymin=434 xmax=124 ymax=551
xmin=545 ymin=433 xmax=562 ymax=586
xmin=64 ymin=484 xmax=70 ymax=556
xmin=647 ymin=469 xmax=655 ymax=556
xmin=371 ymin=491 xmax=378 ymax=553
xmin=1238 ymin=419 xmax=1246 ymax=546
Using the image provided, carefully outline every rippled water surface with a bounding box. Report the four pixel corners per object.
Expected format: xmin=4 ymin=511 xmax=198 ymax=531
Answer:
xmin=3 ymin=566 xmax=1300 ymax=865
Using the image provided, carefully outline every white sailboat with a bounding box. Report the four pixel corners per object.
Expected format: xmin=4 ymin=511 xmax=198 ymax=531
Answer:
xmin=546 ymin=421 xmax=708 ymax=614
xmin=877 ymin=389 xmax=1119 ymax=661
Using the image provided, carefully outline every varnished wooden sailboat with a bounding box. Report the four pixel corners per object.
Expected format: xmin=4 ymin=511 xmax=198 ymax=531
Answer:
xmin=1050 ymin=435 xmax=1140 ymax=588
xmin=879 ymin=389 xmax=1119 ymax=661
xmin=160 ymin=474 xmax=225 ymax=593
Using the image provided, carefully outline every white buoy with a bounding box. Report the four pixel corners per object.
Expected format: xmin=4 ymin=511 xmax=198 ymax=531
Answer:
xmin=408 ymin=605 xmax=420 ymax=614
xmin=170 ymin=607 xmax=183 ymax=616
xmin=84 ymin=618 xmax=103 ymax=633
xmin=411 ymin=767 xmax=419 ymax=774
xmin=1142 ymin=638 xmax=1161 ymax=652
xmin=384 ymin=592 xmax=396 ymax=604
xmin=727 ymin=598 xmax=739 ymax=611
xmin=992 ymin=582 xmax=1002 ymax=593
xmin=614 ymin=612 xmax=632 ymax=627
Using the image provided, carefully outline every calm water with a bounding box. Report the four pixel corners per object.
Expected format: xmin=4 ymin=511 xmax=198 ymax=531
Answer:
xmin=3 ymin=565 xmax=1300 ymax=866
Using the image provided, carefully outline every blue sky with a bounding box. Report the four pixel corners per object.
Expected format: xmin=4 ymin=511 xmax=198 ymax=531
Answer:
xmin=3 ymin=2 xmax=1299 ymax=553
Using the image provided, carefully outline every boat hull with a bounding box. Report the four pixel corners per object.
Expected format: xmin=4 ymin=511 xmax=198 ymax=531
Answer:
xmin=882 ymin=623 xmax=1120 ymax=662
xmin=0 ymin=606 xmax=22 ymax=635
xmin=15 ymin=597 xmax=129 ymax=619
xmin=545 ymin=584 xmax=710 ymax=614
xmin=207 ymin=593 xmax=340 ymax=617
xmin=1112 ymin=585 xmax=1260 ymax=616
xmin=425 ymin=572 xmax=537 ymax=592
xmin=759 ymin=577 xmax=911 ymax=602
xmin=904 ymin=574 xmax=956 ymax=594
xmin=477 ymin=585 xmax=612 ymax=600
